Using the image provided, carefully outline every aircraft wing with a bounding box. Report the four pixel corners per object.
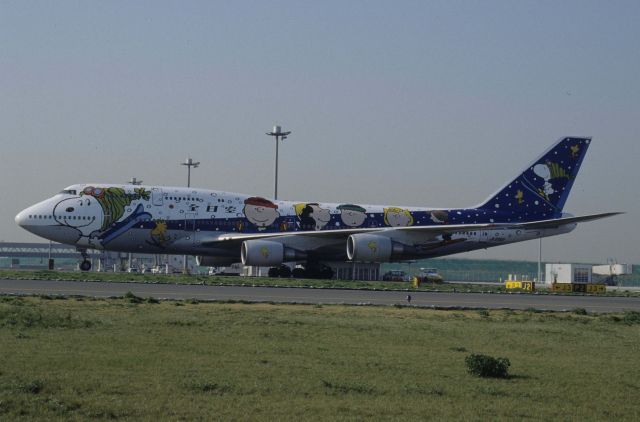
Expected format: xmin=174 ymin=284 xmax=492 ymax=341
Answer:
xmin=199 ymin=212 xmax=621 ymax=246
xmin=200 ymin=223 xmax=495 ymax=245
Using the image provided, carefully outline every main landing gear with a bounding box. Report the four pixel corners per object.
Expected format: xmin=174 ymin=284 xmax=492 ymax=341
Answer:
xmin=78 ymin=249 xmax=92 ymax=272
xmin=268 ymin=263 xmax=334 ymax=280
xmin=268 ymin=265 xmax=291 ymax=278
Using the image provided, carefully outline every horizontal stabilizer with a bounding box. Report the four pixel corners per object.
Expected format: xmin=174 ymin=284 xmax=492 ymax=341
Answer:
xmin=506 ymin=212 xmax=623 ymax=230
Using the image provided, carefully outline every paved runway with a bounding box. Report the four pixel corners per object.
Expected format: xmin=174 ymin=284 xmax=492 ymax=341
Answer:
xmin=1 ymin=278 xmax=639 ymax=313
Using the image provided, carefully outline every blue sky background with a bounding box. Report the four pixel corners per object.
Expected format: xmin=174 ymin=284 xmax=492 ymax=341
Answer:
xmin=1 ymin=1 xmax=639 ymax=263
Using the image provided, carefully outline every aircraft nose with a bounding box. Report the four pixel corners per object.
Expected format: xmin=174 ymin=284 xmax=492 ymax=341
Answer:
xmin=15 ymin=209 xmax=28 ymax=227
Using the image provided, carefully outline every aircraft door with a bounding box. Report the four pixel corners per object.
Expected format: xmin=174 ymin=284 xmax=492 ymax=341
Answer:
xmin=151 ymin=188 xmax=163 ymax=206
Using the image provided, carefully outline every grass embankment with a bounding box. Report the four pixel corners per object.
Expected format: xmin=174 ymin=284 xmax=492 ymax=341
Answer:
xmin=1 ymin=296 xmax=639 ymax=420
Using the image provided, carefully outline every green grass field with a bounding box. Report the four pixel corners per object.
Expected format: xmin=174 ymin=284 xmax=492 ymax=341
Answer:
xmin=1 ymin=296 xmax=639 ymax=420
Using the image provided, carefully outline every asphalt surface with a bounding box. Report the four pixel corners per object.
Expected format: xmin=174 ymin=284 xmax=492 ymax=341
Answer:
xmin=1 ymin=278 xmax=640 ymax=313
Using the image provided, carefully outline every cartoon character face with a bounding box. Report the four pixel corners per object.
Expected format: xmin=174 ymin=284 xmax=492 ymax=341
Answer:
xmin=384 ymin=207 xmax=413 ymax=227
xmin=295 ymin=203 xmax=331 ymax=230
xmin=53 ymin=196 xmax=104 ymax=237
xmin=243 ymin=197 xmax=279 ymax=228
xmin=337 ymin=204 xmax=367 ymax=227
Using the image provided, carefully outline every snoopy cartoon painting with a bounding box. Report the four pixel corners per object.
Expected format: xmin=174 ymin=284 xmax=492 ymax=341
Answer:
xmin=294 ymin=203 xmax=331 ymax=230
xmin=530 ymin=161 xmax=571 ymax=202
xmin=51 ymin=186 xmax=153 ymax=247
xmin=52 ymin=195 xmax=104 ymax=245
xmin=533 ymin=163 xmax=555 ymax=200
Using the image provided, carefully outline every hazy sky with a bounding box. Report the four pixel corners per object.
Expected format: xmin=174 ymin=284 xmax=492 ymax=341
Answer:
xmin=1 ymin=1 xmax=639 ymax=263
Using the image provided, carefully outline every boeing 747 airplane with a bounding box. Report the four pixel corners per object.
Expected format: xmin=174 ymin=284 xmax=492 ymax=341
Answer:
xmin=15 ymin=137 xmax=619 ymax=277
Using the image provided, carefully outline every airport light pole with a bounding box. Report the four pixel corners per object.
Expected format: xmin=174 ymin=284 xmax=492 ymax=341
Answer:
xmin=181 ymin=158 xmax=200 ymax=188
xmin=181 ymin=157 xmax=200 ymax=274
xmin=537 ymin=237 xmax=542 ymax=283
xmin=266 ymin=125 xmax=291 ymax=200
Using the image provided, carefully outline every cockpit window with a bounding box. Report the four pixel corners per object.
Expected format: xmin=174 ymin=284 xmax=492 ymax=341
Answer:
xmin=59 ymin=189 xmax=77 ymax=195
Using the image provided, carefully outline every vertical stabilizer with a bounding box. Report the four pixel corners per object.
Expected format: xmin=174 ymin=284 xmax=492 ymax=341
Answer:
xmin=477 ymin=137 xmax=591 ymax=220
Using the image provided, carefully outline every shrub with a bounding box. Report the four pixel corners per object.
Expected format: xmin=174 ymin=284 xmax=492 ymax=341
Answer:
xmin=321 ymin=379 xmax=376 ymax=395
xmin=572 ymin=307 xmax=588 ymax=315
xmin=124 ymin=291 xmax=143 ymax=304
xmin=187 ymin=380 xmax=231 ymax=395
xmin=622 ymin=311 xmax=640 ymax=324
xmin=19 ymin=379 xmax=44 ymax=394
xmin=465 ymin=353 xmax=510 ymax=378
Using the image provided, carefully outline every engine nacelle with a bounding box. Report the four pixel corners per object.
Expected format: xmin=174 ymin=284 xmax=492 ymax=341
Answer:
xmin=347 ymin=234 xmax=407 ymax=262
xmin=196 ymin=255 xmax=237 ymax=267
xmin=241 ymin=240 xmax=306 ymax=266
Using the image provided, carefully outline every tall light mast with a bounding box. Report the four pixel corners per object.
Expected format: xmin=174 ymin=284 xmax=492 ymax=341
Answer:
xmin=265 ymin=125 xmax=291 ymax=200
xmin=180 ymin=157 xmax=200 ymax=274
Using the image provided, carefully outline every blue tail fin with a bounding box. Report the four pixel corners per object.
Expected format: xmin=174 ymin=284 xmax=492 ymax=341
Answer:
xmin=477 ymin=137 xmax=591 ymax=220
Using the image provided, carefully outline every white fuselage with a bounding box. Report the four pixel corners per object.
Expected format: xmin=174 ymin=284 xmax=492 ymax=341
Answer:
xmin=15 ymin=183 xmax=576 ymax=265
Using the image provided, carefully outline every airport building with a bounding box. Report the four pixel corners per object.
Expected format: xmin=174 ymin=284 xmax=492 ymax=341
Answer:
xmin=545 ymin=263 xmax=593 ymax=284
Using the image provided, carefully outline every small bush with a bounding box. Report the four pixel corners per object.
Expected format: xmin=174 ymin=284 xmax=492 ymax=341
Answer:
xmin=146 ymin=297 xmax=160 ymax=304
xmin=19 ymin=379 xmax=44 ymax=394
xmin=572 ymin=307 xmax=588 ymax=315
xmin=321 ymin=380 xmax=376 ymax=395
xmin=621 ymin=311 xmax=640 ymax=324
xmin=187 ymin=381 xmax=231 ymax=395
xmin=465 ymin=353 xmax=510 ymax=378
xmin=124 ymin=291 xmax=143 ymax=304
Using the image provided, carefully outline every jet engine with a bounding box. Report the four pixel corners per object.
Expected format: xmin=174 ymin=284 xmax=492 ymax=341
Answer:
xmin=346 ymin=234 xmax=408 ymax=262
xmin=241 ymin=240 xmax=306 ymax=266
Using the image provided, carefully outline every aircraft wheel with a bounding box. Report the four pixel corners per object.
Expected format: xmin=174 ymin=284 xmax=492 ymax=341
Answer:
xmin=319 ymin=266 xmax=334 ymax=280
xmin=79 ymin=260 xmax=92 ymax=272
xmin=303 ymin=263 xmax=334 ymax=280
xmin=292 ymin=268 xmax=306 ymax=279
xmin=268 ymin=267 xmax=279 ymax=278
xmin=277 ymin=265 xmax=292 ymax=278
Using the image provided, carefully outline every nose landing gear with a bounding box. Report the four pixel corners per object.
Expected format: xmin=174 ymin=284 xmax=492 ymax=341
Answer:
xmin=77 ymin=249 xmax=92 ymax=272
